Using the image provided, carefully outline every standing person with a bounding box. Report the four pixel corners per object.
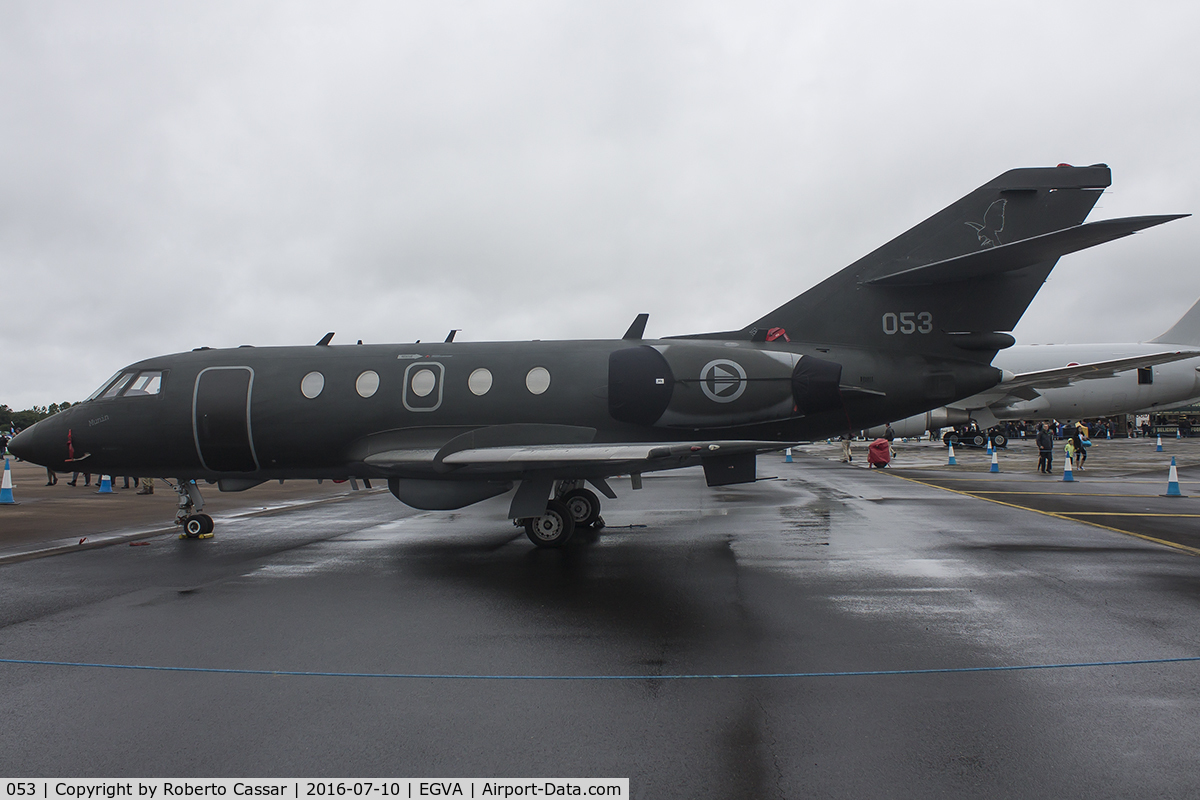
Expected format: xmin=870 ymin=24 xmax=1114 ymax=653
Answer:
xmin=67 ymin=472 xmax=90 ymax=487
xmin=45 ymin=466 xmax=58 ymax=486
xmin=884 ymin=423 xmax=895 ymax=441
xmin=840 ymin=432 xmax=853 ymax=463
xmin=1070 ymin=424 xmax=1087 ymax=471
xmin=1075 ymin=422 xmax=1090 ymax=470
xmin=1036 ymin=423 xmax=1054 ymax=474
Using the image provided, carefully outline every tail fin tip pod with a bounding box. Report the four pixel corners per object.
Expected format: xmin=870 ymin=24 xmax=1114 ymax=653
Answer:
xmin=692 ymin=164 xmax=1183 ymax=364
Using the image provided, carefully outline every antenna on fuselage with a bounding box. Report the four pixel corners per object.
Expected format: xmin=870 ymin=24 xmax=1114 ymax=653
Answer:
xmin=445 ymin=329 xmax=461 ymax=342
xmin=316 ymin=332 xmax=335 ymax=346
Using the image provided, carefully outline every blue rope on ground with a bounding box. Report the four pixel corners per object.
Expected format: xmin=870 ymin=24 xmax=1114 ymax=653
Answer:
xmin=1 ymin=655 xmax=1198 ymax=681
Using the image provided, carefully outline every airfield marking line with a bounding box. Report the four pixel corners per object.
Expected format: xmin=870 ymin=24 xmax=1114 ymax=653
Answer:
xmin=915 ymin=478 xmax=1191 ymax=486
xmin=956 ymin=492 xmax=1179 ymax=498
xmin=1 ymin=656 xmax=1199 ymax=681
xmin=1058 ymin=512 xmax=1200 ymax=518
xmin=886 ymin=473 xmax=1200 ymax=558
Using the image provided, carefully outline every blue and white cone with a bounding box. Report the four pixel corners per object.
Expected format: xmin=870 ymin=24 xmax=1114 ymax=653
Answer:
xmin=96 ymin=475 xmax=113 ymax=494
xmin=1157 ymin=435 xmax=1164 ymax=452
xmin=785 ymin=447 xmax=793 ymax=463
xmin=947 ymin=443 xmax=957 ymax=465
xmin=1177 ymin=429 xmax=1183 ymax=440
xmin=1063 ymin=458 xmax=1074 ymax=482
xmin=1164 ymin=457 xmax=1184 ymax=497
xmin=990 ymin=449 xmax=999 ymax=473
xmin=986 ymin=438 xmax=993 ymax=455
xmin=0 ymin=458 xmax=15 ymax=504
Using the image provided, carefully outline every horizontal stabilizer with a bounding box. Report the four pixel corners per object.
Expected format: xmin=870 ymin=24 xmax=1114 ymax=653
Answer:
xmin=865 ymin=214 xmax=1187 ymax=286
xmin=991 ymin=164 xmax=1111 ymax=191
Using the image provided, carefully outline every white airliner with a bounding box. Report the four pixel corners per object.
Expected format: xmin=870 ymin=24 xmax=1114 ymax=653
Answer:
xmin=877 ymin=298 xmax=1200 ymax=438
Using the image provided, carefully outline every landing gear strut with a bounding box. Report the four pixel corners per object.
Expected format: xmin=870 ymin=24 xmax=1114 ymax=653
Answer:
xmin=170 ymin=479 xmax=213 ymax=539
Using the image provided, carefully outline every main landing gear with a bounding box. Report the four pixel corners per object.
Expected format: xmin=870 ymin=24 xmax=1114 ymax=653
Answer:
xmin=169 ymin=479 xmax=214 ymax=539
xmin=522 ymin=482 xmax=606 ymax=548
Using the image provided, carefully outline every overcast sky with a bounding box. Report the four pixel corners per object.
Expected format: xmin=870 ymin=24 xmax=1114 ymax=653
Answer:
xmin=2 ymin=1 xmax=1198 ymax=409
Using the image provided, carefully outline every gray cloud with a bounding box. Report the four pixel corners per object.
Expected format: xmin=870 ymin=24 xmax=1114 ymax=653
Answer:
xmin=2 ymin=0 xmax=1198 ymax=408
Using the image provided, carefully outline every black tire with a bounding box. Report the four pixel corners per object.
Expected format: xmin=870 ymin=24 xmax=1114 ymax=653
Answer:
xmin=523 ymin=500 xmax=576 ymax=548
xmin=944 ymin=433 xmax=959 ymax=446
xmin=184 ymin=516 xmax=205 ymax=538
xmin=971 ymin=434 xmax=986 ymax=447
xmin=196 ymin=513 xmax=214 ymax=534
xmin=561 ymin=488 xmax=602 ymax=527
xmin=991 ymin=433 xmax=1008 ymax=448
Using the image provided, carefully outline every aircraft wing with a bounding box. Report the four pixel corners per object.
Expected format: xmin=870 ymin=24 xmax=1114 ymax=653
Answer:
xmin=998 ymin=350 xmax=1200 ymax=392
xmin=365 ymin=439 xmax=793 ymax=474
xmin=961 ymin=349 xmax=1200 ymax=409
xmin=441 ymin=439 xmax=790 ymax=466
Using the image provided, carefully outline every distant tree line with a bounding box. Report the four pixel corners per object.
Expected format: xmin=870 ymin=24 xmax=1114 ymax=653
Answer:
xmin=0 ymin=402 xmax=73 ymax=431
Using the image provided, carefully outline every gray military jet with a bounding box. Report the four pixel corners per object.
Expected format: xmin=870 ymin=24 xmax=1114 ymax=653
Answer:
xmin=9 ymin=164 xmax=1184 ymax=546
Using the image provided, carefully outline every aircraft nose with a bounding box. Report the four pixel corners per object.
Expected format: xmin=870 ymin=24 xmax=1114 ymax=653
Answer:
xmin=8 ymin=421 xmax=52 ymax=466
xmin=7 ymin=426 xmax=34 ymax=461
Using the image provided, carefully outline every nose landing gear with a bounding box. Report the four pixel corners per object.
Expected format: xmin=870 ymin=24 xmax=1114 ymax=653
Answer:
xmin=168 ymin=479 xmax=214 ymax=539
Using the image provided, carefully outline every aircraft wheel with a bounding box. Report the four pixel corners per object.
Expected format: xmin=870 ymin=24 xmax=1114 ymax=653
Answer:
xmin=196 ymin=513 xmax=214 ymax=535
xmin=991 ymin=433 xmax=1008 ymax=448
xmin=524 ymin=500 xmax=576 ymax=548
xmin=183 ymin=515 xmax=206 ymax=538
xmin=561 ymin=488 xmax=602 ymax=527
xmin=971 ymin=434 xmax=986 ymax=447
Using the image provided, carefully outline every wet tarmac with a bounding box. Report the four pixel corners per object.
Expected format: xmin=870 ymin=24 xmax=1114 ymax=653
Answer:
xmin=2 ymin=441 xmax=1200 ymax=797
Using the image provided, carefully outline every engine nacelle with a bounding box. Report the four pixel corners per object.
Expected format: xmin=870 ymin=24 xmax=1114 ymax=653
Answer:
xmin=609 ymin=343 xmax=843 ymax=428
xmin=865 ymin=407 xmax=971 ymax=439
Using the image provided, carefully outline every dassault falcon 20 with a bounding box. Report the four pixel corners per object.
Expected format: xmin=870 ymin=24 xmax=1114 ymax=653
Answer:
xmin=10 ymin=164 xmax=1186 ymax=547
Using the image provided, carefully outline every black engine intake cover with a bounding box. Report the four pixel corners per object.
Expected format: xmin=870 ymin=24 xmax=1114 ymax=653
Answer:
xmin=792 ymin=356 xmax=844 ymax=416
xmin=608 ymin=346 xmax=674 ymax=425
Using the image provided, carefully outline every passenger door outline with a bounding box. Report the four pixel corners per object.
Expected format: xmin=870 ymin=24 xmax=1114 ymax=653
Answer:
xmin=193 ymin=366 xmax=260 ymax=472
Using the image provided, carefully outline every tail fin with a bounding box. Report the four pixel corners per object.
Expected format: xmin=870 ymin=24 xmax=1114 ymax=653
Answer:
xmin=1150 ymin=297 xmax=1200 ymax=346
xmin=692 ymin=165 xmax=1179 ymax=363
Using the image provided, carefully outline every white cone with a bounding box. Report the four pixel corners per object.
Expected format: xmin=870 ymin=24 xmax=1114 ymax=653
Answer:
xmin=0 ymin=458 xmax=15 ymax=504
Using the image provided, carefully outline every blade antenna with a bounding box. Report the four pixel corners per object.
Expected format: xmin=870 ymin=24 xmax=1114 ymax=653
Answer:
xmin=623 ymin=314 xmax=649 ymax=340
